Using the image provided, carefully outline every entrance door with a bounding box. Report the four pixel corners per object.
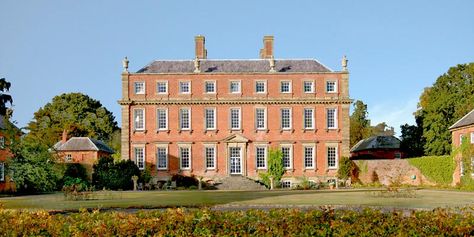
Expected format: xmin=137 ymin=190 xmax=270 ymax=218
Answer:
xmin=229 ymin=147 xmax=242 ymax=174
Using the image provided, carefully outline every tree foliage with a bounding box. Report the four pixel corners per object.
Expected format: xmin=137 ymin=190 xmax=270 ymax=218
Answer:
xmin=0 ymin=77 xmax=12 ymax=116
xmin=259 ymin=148 xmax=285 ymax=188
xmin=92 ymin=157 xmax=139 ymax=190
xmin=337 ymin=156 xmax=354 ymax=182
xmin=26 ymin=93 xmax=119 ymax=147
xmin=350 ymin=100 xmax=371 ymax=147
xmin=400 ymin=116 xmax=425 ymax=157
xmin=417 ymin=63 xmax=474 ymax=155
xmin=370 ymin=122 xmax=395 ymax=136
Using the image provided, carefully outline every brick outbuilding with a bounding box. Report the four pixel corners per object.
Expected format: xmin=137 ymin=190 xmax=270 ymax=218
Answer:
xmin=449 ymin=109 xmax=474 ymax=185
xmin=119 ymin=36 xmax=351 ymax=186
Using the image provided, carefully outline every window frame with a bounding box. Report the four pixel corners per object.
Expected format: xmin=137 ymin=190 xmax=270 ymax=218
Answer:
xmin=134 ymin=146 xmax=146 ymax=170
xmin=303 ymin=145 xmax=315 ymax=169
xmin=281 ymin=180 xmax=291 ymax=188
xmin=280 ymin=80 xmax=292 ymax=93
xmin=326 ymin=80 xmax=337 ymax=93
xmin=255 ymin=80 xmax=267 ymax=94
xmin=326 ymin=108 xmax=338 ymax=129
xmin=303 ymin=108 xmax=315 ymax=129
xmin=255 ymin=145 xmax=268 ymax=169
xmin=0 ymin=162 xmax=4 ymax=182
xmin=204 ymin=145 xmax=217 ymax=170
xmin=179 ymin=146 xmax=192 ymax=170
xmin=65 ymin=154 xmax=73 ymax=162
xmin=133 ymin=108 xmax=145 ymax=131
xmin=156 ymin=81 xmax=168 ymax=94
xmin=156 ymin=108 xmax=168 ymax=131
xmin=0 ymin=136 xmax=5 ymax=149
xmin=156 ymin=145 xmax=168 ymax=170
xmin=204 ymin=107 xmax=217 ymax=130
xmin=280 ymin=108 xmax=292 ymax=130
xmin=255 ymin=107 xmax=267 ymax=130
xmin=230 ymin=107 xmax=241 ymax=130
xmin=281 ymin=145 xmax=293 ymax=169
xmin=303 ymin=80 xmax=314 ymax=93
xmin=327 ymin=146 xmax=338 ymax=169
xmin=229 ymin=80 xmax=241 ymax=94
xmin=179 ymin=81 xmax=191 ymax=94
xmin=134 ymin=81 xmax=145 ymax=95
xmin=204 ymin=80 xmax=216 ymax=94
xmin=179 ymin=108 xmax=191 ymax=131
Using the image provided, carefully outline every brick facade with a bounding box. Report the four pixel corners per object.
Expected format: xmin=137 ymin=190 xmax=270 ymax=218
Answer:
xmin=119 ymin=36 xmax=351 ymax=185
xmin=450 ymin=124 xmax=474 ymax=185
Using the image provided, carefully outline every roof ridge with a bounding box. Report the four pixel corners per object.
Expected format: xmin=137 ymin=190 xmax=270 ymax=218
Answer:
xmin=449 ymin=108 xmax=474 ymax=130
xmin=86 ymin=137 xmax=100 ymax=151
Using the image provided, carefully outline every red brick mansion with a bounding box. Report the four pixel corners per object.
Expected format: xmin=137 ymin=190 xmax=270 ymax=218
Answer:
xmin=118 ymin=36 xmax=351 ymax=185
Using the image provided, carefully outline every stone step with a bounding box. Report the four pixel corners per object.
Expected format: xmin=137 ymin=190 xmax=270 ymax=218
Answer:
xmin=215 ymin=176 xmax=267 ymax=190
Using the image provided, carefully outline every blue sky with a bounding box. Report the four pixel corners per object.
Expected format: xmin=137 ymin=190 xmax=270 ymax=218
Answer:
xmin=1 ymin=1 xmax=473 ymax=136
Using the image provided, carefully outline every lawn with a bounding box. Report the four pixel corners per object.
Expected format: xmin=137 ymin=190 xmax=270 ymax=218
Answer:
xmin=0 ymin=189 xmax=473 ymax=211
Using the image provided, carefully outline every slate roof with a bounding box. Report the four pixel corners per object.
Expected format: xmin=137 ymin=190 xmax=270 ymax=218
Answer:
xmin=449 ymin=109 xmax=474 ymax=130
xmin=350 ymin=135 xmax=401 ymax=153
xmin=54 ymin=137 xmax=114 ymax=154
xmin=136 ymin=59 xmax=332 ymax=74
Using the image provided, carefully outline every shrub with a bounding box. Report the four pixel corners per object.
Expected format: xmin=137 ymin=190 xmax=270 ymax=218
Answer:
xmin=171 ymin=174 xmax=198 ymax=188
xmin=407 ymin=156 xmax=454 ymax=185
xmin=259 ymin=148 xmax=284 ymax=189
xmin=92 ymin=157 xmax=139 ymax=190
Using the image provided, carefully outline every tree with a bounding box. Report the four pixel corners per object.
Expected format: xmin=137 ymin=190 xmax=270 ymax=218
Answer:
xmin=370 ymin=122 xmax=395 ymax=136
xmin=350 ymin=100 xmax=371 ymax=147
xmin=337 ymin=156 xmax=354 ymax=185
xmin=0 ymin=77 xmax=13 ymax=116
xmin=259 ymin=148 xmax=285 ymax=189
xmin=92 ymin=157 xmax=139 ymax=190
xmin=417 ymin=63 xmax=474 ymax=155
xmin=26 ymin=93 xmax=119 ymax=147
xmin=400 ymin=115 xmax=425 ymax=158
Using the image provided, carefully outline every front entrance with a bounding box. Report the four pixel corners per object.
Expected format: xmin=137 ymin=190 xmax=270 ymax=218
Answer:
xmin=229 ymin=147 xmax=242 ymax=175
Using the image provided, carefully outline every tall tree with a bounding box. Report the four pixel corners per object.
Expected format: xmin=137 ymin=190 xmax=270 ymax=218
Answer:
xmin=350 ymin=100 xmax=371 ymax=147
xmin=26 ymin=93 xmax=119 ymax=147
xmin=417 ymin=63 xmax=474 ymax=155
xmin=370 ymin=122 xmax=395 ymax=136
xmin=400 ymin=115 xmax=425 ymax=157
xmin=0 ymin=77 xmax=13 ymax=116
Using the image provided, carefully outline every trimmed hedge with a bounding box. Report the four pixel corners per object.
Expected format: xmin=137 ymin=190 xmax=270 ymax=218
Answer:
xmin=407 ymin=156 xmax=455 ymax=185
xmin=0 ymin=208 xmax=473 ymax=236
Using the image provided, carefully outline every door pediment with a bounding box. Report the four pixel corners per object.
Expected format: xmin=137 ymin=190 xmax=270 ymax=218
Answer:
xmin=223 ymin=134 xmax=249 ymax=143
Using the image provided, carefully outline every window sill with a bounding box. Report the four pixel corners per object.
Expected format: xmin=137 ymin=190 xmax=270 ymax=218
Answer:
xmin=229 ymin=129 xmax=243 ymax=133
xmin=156 ymin=129 xmax=170 ymax=134
xmin=133 ymin=129 xmax=147 ymax=134
xmin=280 ymin=129 xmax=294 ymax=133
xmin=255 ymin=129 xmax=269 ymax=133
xmin=178 ymin=129 xmax=193 ymax=134
xmin=157 ymin=168 xmax=168 ymax=171
xmin=303 ymin=128 xmax=317 ymax=133
xmin=205 ymin=129 xmax=218 ymax=134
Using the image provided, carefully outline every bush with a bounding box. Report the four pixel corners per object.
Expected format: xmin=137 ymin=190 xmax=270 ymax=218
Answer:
xmin=171 ymin=174 xmax=198 ymax=188
xmin=92 ymin=157 xmax=140 ymax=190
xmin=0 ymin=208 xmax=473 ymax=235
xmin=407 ymin=156 xmax=454 ymax=185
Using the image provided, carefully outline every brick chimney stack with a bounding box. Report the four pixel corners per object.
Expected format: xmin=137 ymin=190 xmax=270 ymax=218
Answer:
xmin=62 ymin=129 xmax=68 ymax=143
xmin=195 ymin=35 xmax=207 ymax=59
xmin=259 ymin=35 xmax=274 ymax=59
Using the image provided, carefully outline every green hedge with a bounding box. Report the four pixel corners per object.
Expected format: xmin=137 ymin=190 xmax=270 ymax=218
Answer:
xmin=0 ymin=208 xmax=473 ymax=236
xmin=407 ymin=156 xmax=455 ymax=185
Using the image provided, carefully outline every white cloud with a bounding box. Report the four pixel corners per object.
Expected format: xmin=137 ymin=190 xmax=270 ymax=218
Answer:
xmin=368 ymin=97 xmax=418 ymax=137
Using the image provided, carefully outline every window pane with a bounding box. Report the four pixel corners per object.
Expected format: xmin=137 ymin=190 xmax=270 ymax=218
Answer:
xmin=205 ymin=108 xmax=215 ymax=130
xmin=134 ymin=82 xmax=145 ymax=94
xmin=230 ymin=81 xmax=240 ymax=93
xmin=256 ymin=147 xmax=266 ymax=168
xmin=157 ymin=109 xmax=167 ymax=130
xmin=205 ymin=82 xmax=215 ymax=93
xmin=180 ymin=109 xmax=190 ymax=129
xmin=304 ymin=109 xmax=314 ymax=129
xmin=304 ymin=81 xmax=313 ymax=93
xmin=326 ymin=81 xmax=336 ymax=92
xmin=205 ymin=147 xmax=215 ymax=168
xmin=231 ymin=108 xmax=240 ymax=129
xmin=157 ymin=148 xmax=167 ymax=169
xmin=135 ymin=147 xmax=145 ymax=170
xmin=180 ymin=82 xmax=190 ymax=93
xmin=256 ymin=108 xmax=266 ymax=129
xmin=157 ymin=82 xmax=167 ymax=93
xmin=282 ymin=147 xmax=291 ymax=168
xmin=304 ymin=147 xmax=314 ymax=168
xmin=180 ymin=147 xmax=190 ymax=169
xmin=281 ymin=81 xmax=290 ymax=93
xmin=327 ymin=147 xmax=337 ymax=168
xmin=134 ymin=109 xmax=144 ymax=130
xmin=256 ymin=81 xmax=265 ymax=93
xmin=281 ymin=109 xmax=291 ymax=129
xmin=327 ymin=109 xmax=336 ymax=129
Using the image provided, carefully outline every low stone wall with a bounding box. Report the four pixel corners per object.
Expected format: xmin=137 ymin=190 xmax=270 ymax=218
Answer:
xmin=354 ymin=159 xmax=435 ymax=186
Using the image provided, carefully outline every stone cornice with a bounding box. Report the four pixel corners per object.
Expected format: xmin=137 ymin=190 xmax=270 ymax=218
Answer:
xmin=118 ymin=98 xmax=353 ymax=105
xmin=128 ymin=71 xmax=348 ymax=76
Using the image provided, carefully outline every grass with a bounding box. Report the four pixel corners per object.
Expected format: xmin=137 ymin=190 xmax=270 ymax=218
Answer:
xmin=1 ymin=189 xmax=474 ymax=211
